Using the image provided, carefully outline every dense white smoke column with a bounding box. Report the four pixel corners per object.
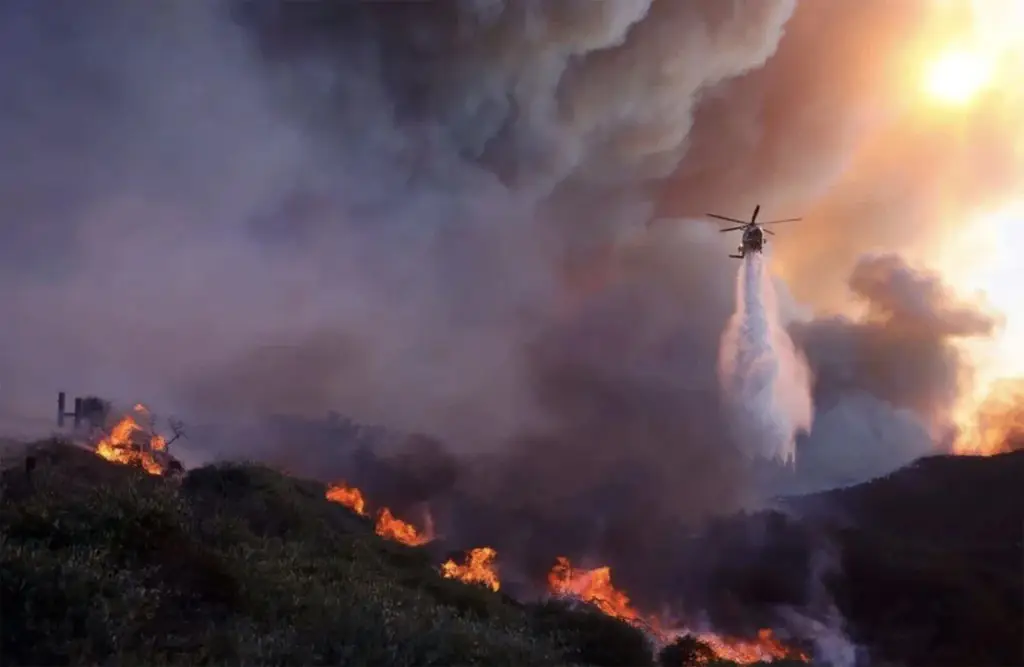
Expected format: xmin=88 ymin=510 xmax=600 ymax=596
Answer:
xmin=718 ymin=253 xmax=813 ymax=463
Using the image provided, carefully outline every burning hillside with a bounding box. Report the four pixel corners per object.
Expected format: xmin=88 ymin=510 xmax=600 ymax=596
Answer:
xmin=547 ymin=557 xmax=806 ymax=664
xmin=548 ymin=556 xmax=645 ymax=625
xmin=441 ymin=547 xmax=501 ymax=592
xmin=325 ymin=482 xmax=366 ymax=514
xmin=64 ymin=427 xmax=818 ymax=665
xmin=325 ymin=482 xmax=434 ymax=546
xmin=4 ymin=435 xmax=1021 ymax=666
xmin=69 ymin=397 xmax=1024 ymax=667
xmin=324 ymin=478 xmax=808 ymax=663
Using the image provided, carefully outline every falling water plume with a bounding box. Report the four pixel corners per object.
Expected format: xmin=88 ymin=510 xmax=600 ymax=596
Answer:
xmin=718 ymin=253 xmax=814 ymax=463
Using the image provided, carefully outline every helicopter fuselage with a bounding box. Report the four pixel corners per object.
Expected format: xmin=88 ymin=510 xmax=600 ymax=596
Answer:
xmin=732 ymin=225 xmax=765 ymax=258
xmin=742 ymin=225 xmax=764 ymax=251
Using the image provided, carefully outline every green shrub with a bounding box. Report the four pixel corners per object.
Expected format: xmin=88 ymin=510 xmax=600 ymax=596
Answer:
xmin=657 ymin=634 xmax=718 ymax=666
xmin=0 ymin=441 xmax=578 ymax=666
xmin=530 ymin=600 xmax=655 ymax=666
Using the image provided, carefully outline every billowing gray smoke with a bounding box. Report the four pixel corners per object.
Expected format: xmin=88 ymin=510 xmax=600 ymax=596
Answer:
xmin=719 ymin=253 xmax=813 ymax=463
xmin=789 ymin=254 xmax=998 ymax=493
xmin=0 ymin=0 xmax=1017 ymax=648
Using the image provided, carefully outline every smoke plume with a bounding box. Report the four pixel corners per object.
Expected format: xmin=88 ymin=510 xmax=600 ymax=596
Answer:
xmin=719 ymin=253 xmax=813 ymax=464
xmin=789 ymin=254 xmax=1000 ymax=491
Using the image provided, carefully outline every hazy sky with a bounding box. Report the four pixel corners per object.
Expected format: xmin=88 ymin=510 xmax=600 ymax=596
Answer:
xmin=2 ymin=0 xmax=1022 ymax=492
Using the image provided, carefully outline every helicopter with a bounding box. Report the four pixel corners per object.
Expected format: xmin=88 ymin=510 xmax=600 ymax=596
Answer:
xmin=707 ymin=205 xmax=802 ymax=259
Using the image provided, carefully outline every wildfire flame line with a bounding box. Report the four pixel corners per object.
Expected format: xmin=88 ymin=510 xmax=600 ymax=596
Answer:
xmin=295 ymin=477 xmax=809 ymax=661
xmin=323 ymin=481 xmax=806 ymax=663
xmin=325 ymin=482 xmax=434 ymax=547
xmin=693 ymin=628 xmax=806 ymax=665
xmin=548 ymin=556 xmax=643 ymax=623
xmin=88 ymin=413 xmax=809 ymax=665
xmin=548 ymin=556 xmax=806 ymax=664
xmin=325 ymin=483 xmax=366 ymax=515
xmin=376 ymin=507 xmax=433 ymax=546
xmin=441 ymin=547 xmax=500 ymax=591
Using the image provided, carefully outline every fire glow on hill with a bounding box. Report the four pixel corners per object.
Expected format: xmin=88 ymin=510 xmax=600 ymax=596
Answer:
xmin=323 ymin=480 xmax=807 ymax=664
xmin=93 ymin=404 xmax=171 ymax=476
xmin=326 ymin=482 xmax=434 ymax=546
xmin=80 ymin=420 xmax=809 ymax=665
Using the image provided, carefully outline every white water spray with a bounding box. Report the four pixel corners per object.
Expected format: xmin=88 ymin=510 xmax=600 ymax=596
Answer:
xmin=718 ymin=253 xmax=813 ymax=464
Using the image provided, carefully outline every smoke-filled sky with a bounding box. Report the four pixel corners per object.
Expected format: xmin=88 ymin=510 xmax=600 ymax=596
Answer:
xmin=2 ymin=0 xmax=1023 ymax=513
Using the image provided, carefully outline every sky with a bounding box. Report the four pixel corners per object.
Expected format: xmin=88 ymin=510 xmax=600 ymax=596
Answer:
xmin=1 ymin=0 xmax=1023 ymax=501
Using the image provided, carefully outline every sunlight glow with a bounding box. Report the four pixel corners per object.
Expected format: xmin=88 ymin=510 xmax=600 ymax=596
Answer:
xmin=920 ymin=0 xmax=1024 ymax=109
xmin=922 ymin=48 xmax=993 ymax=106
xmin=934 ymin=204 xmax=1024 ymax=453
xmin=919 ymin=1 xmax=1024 ymax=454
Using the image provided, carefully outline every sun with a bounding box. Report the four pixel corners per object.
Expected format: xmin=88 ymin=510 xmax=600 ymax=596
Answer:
xmin=922 ymin=48 xmax=993 ymax=106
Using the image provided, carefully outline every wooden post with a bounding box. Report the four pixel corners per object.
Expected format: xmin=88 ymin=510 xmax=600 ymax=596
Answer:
xmin=57 ymin=392 xmax=84 ymax=429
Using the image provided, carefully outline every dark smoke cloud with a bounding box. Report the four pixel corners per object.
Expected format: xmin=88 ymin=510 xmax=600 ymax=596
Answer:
xmin=1 ymin=0 xmax=559 ymax=447
xmin=790 ymin=254 xmax=997 ymax=493
xmin=1 ymin=0 xmax=1021 ymax=639
xmin=0 ymin=0 xmax=799 ymax=465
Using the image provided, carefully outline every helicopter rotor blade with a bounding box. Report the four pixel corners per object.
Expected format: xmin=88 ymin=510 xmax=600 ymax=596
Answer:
xmin=719 ymin=226 xmax=746 ymax=233
xmin=764 ymin=228 xmax=776 ymax=235
xmin=759 ymin=217 xmax=803 ymax=225
xmin=646 ymin=217 xmax=684 ymax=227
xmin=707 ymin=213 xmax=749 ymax=225
xmin=751 ymin=204 xmax=761 ymax=223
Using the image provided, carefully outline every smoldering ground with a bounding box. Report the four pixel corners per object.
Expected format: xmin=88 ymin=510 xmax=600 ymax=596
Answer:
xmin=0 ymin=0 xmax=1019 ymax=646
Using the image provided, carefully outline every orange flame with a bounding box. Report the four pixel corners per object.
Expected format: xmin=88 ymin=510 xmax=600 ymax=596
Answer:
xmin=693 ymin=628 xmax=806 ymax=664
xmin=547 ymin=556 xmax=643 ymax=623
xmin=441 ymin=547 xmax=500 ymax=591
xmin=324 ymin=482 xmax=434 ymax=546
xmin=325 ymin=483 xmax=366 ymax=515
xmin=375 ymin=507 xmax=433 ymax=546
xmin=93 ymin=406 xmax=166 ymax=475
xmin=547 ymin=557 xmax=807 ymax=664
